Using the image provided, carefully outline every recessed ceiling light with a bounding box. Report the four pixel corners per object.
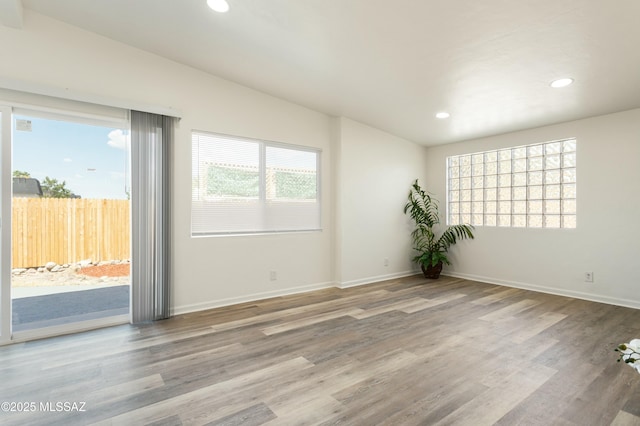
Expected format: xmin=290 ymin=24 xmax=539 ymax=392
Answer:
xmin=207 ymin=0 xmax=229 ymax=13
xmin=436 ymin=112 xmax=450 ymax=119
xmin=550 ymin=78 xmax=574 ymax=88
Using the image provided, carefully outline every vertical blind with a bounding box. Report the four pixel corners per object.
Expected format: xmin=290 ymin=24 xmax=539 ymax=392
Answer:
xmin=131 ymin=111 xmax=174 ymax=322
xmin=191 ymin=131 xmax=321 ymax=235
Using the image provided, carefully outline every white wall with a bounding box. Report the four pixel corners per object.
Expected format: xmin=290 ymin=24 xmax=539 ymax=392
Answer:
xmin=335 ymin=117 xmax=427 ymax=286
xmin=0 ymin=11 xmax=429 ymax=314
xmin=7 ymin=10 xmax=632 ymax=314
xmin=424 ymin=109 xmax=640 ymax=308
xmin=0 ymin=11 xmax=337 ymax=314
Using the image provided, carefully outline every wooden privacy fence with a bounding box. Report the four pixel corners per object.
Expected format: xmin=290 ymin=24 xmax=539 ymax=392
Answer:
xmin=12 ymin=198 xmax=130 ymax=269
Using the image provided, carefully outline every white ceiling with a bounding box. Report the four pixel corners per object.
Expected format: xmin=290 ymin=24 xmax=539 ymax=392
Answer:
xmin=9 ymin=0 xmax=640 ymax=145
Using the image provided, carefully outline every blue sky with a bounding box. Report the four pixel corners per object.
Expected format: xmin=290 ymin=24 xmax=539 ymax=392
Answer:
xmin=13 ymin=115 xmax=130 ymax=200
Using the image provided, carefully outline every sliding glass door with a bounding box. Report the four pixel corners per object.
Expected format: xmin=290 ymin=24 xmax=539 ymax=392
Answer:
xmin=1 ymin=106 xmax=131 ymax=343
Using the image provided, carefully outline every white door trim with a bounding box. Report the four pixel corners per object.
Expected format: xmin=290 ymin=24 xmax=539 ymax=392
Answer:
xmin=0 ymin=105 xmax=12 ymax=344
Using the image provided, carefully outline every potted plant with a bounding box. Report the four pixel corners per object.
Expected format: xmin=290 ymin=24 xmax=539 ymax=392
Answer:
xmin=403 ymin=179 xmax=475 ymax=279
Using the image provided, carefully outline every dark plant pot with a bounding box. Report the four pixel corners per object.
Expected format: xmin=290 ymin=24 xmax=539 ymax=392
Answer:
xmin=421 ymin=261 xmax=443 ymax=279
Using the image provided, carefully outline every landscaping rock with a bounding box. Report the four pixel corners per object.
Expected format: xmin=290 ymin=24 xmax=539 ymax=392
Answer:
xmin=12 ymin=259 xmax=130 ymax=288
xmin=45 ymin=262 xmax=57 ymax=271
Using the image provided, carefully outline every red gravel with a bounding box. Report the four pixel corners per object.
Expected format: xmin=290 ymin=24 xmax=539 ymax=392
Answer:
xmin=77 ymin=263 xmax=130 ymax=277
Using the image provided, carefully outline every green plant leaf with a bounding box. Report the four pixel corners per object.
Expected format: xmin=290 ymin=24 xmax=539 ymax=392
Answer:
xmin=438 ymin=224 xmax=475 ymax=251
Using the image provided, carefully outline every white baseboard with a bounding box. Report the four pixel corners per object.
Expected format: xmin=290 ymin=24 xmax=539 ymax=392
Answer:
xmin=172 ymin=270 xmax=420 ymax=315
xmin=444 ymin=271 xmax=640 ymax=310
xmin=338 ymin=270 xmax=418 ymax=289
xmin=172 ymin=269 xmax=640 ymax=318
xmin=171 ymin=281 xmax=336 ymax=316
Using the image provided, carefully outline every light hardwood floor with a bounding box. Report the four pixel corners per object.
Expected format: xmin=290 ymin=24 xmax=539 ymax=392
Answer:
xmin=2 ymin=275 xmax=640 ymax=425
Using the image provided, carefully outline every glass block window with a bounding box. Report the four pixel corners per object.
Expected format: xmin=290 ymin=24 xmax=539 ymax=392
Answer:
xmin=447 ymin=139 xmax=576 ymax=228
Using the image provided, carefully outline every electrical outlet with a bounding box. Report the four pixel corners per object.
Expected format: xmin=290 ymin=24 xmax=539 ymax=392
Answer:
xmin=270 ymin=271 xmax=277 ymax=281
xmin=584 ymin=272 xmax=594 ymax=282
xmin=384 ymin=258 xmax=389 ymax=267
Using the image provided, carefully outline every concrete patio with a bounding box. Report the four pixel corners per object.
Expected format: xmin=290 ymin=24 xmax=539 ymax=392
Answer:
xmin=12 ymin=285 xmax=129 ymax=332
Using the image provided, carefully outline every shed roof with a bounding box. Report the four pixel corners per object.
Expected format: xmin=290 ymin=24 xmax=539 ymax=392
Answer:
xmin=13 ymin=177 xmax=43 ymax=197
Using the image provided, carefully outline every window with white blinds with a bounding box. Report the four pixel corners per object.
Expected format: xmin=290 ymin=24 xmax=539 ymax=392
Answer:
xmin=191 ymin=131 xmax=321 ymax=235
